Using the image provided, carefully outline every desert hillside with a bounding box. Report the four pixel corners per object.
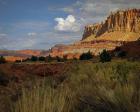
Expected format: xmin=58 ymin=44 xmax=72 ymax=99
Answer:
xmin=0 ymin=50 xmax=49 ymax=62
xmin=82 ymin=9 xmax=140 ymax=41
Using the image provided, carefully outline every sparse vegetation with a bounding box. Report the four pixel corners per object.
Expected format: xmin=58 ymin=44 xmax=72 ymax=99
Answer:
xmin=0 ymin=56 xmax=6 ymax=64
xmin=30 ymin=56 xmax=38 ymax=61
xmin=19 ymin=56 xmax=46 ymax=63
xmin=38 ymin=56 xmax=46 ymax=61
xmin=0 ymin=71 xmax=9 ymax=86
xmin=15 ymin=60 xmax=22 ymax=63
xmin=46 ymin=55 xmax=56 ymax=62
xmin=80 ymin=51 xmax=93 ymax=60
xmin=56 ymin=56 xmax=67 ymax=62
xmin=100 ymin=49 xmax=111 ymax=63
xmin=114 ymin=47 xmax=127 ymax=58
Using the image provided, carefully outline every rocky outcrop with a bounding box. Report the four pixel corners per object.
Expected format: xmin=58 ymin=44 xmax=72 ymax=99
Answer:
xmin=0 ymin=49 xmax=49 ymax=62
xmin=82 ymin=9 xmax=140 ymax=41
xmin=50 ymin=40 xmax=123 ymax=58
xmin=50 ymin=9 xmax=140 ymax=59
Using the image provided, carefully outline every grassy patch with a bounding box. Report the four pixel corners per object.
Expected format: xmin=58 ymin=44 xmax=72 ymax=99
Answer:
xmin=13 ymin=61 xmax=140 ymax=112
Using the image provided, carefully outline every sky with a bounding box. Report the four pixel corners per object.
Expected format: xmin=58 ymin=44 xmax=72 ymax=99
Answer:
xmin=0 ymin=0 xmax=140 ymax=50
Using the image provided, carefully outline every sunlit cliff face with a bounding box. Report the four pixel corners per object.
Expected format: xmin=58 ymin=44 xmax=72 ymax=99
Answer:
xmin=82 ymin=9 xmax=140 ymax=41
xmin=50 ymin=9 xmax=140 ymax=59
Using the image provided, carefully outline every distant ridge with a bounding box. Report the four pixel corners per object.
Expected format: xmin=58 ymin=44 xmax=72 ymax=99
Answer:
xmin=0 ymin=49 xmax=49 ymax=62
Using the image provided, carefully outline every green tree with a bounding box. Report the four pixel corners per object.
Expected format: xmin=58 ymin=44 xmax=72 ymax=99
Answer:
xmin=100 ymin=49 xmax=111 ymax=63
xmin=56 ymin=56 xmax=67 ymax=62
xmin=80 ymin=51 xmax=93 ymax=60
xmin=0 ymin=56 xmax=6 ymax=64
xmin=31 ymin=56 xmax=38 ymax=61
xmin=56 ymin=56 xmax=61 ymax=62
xmin=38 ymin=56 xmax=46 ymax=61
xmin=15 ymin=60 xmax=22 ymax=63
xmin=46 ymin=55 xmax=53 ymax=62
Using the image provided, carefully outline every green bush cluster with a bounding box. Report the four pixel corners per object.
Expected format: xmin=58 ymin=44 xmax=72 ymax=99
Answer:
xmin=21 ymin=56 xmax=46 ymax=62
xmin=0 ymin=56 xmax=6 ymax=64
xmin=100 ymin=49 xmax=111 ymax=63
xmin=80 ymin=51 xmax=93 ymax=60
xmin=21 ymin=55 xmax=67 ymax=63
xmin=46 ymin=55 xmax=67 ymax=62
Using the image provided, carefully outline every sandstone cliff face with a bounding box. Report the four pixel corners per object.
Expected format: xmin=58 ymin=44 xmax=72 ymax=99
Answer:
xmin=82 ymin=9 xmax=140 ymax=41
xmin=50 ymin=9 xmax=140 ymax=59
xmin=50 ymin=40 xmax=122 ymax=58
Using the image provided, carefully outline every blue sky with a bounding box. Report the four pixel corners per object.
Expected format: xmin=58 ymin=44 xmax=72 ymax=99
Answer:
xmin=0 ymin=0 xmax=140 ymax=50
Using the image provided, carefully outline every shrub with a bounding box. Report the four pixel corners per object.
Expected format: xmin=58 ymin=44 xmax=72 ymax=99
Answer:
xmin=63 ymin=55 xmax=68 ymax=61
xmin=80 ymin=51 xmax=93 ymax=60
xmin=46 ymin=55 xmax=67 ymax=62
xmin=56 ymin=56 xmax=62 ymax=62
xmin=22 ymin=58 xmax=30 ymax=62
xmin=56 ymin=56 xmax=67 ymax=62
xmin=114 ymin=47 xmax=127 ymax=58
xmin=46 ymin=55 xmax=54 ymax=62
xmin=0 ymin=56 xmax=6 ymax=64
xmin=31 ymin=56 xmax=38 ymax=61
xmin=0 ymin=71 xmax=9 ymax=86
xmin=15 ymin=60 xmax=22 ymax=63
xmin=13 ymin=61 xmax=140 ymax=112
xmin=117 ymin=51 xmax=127 ymax=58
xmin=100 ymin=49 xmax=111 ymax=63
xmin=38 ymin=56 xmax=46 ymax=61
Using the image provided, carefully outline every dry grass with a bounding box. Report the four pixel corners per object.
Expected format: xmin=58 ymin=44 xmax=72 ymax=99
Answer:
xmin=13 ymin=61 xmax=140 ymax=112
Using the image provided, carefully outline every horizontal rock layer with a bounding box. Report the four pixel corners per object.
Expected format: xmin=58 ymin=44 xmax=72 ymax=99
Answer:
xmin=82 ymin=9 xmax=140 ymax=41
xmin=50 ymin=9 xmax=140 ymax=59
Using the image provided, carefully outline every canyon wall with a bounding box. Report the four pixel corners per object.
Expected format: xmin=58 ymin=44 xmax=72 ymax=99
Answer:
xmin=50 ymin=9 xmax=140 ymax=59
xmin=82 ymin=9 xmax=140 ymax=41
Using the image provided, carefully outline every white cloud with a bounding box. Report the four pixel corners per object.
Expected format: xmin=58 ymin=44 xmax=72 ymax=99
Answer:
xmin=54 ymin=15 xmax=80 ymax=32
xmin=0 ymin=33 xmax=7 ymax=37
xmin=60 ymin=0 xmax=140 ymax=26
xmin=27 ymin=32 xmax=37 ymax=36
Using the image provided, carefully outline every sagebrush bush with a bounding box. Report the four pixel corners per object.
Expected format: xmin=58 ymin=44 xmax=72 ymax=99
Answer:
xmin=100 ymin=49 xmax=111 ymax=63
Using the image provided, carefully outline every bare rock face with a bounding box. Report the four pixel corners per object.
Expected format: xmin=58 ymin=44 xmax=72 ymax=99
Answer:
xmin=50 ymin=9 xmax=140 ymax=59
xmin=50 ymin=40 xmax=123 ymax=58
xmin=82 ymin=9 xmax=140 ymax=41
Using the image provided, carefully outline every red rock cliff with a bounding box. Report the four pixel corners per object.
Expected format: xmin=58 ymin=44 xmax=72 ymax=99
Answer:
xmin=50 ymin=9 xmax=140 ymax=59
xmin=82 ymin=9 xmax=140 ymax=40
